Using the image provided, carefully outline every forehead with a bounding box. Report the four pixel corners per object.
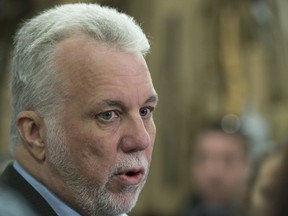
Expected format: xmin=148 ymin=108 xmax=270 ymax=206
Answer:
xmin=55 ymin=35 xmax=147 ymax=77
xmin=54 ymin=35 xmax=155 ymax=100
xmin=196 ymin=131 xmax=245 ymax=155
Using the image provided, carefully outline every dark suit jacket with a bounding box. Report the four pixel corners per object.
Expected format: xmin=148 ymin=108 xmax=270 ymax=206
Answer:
xmin=0 ymin=163 xmax=57 ymax=216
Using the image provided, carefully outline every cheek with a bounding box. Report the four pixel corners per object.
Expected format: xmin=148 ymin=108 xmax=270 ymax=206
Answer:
xmin=146 ymin=123 xmax=156 ymax=160
xmin=193 ymin=167 xmax=206 ymax=182
xmin=229 ymin=166 xmax=246 ymax=180
xmin=148 ymin=120 xmax=156 ymax=142
xmin=66 ymin=131 xmax=118 ymax=178
xmin=66 ymin=123 xmax=117 ymax=155
xmin=151 ymin=119 xmax=156 ymax=136
xmin=145 ymin=144 xmax=154 ymax=162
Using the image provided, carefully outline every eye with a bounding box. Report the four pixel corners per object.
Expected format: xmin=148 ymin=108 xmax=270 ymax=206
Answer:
xmin=97 ymin=110 xmax=119 ymax=121
xmin=139 ymin=107 xmax=153 ymax=118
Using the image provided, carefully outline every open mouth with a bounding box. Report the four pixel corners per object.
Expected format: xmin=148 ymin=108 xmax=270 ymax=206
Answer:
xmin=125 ymin=170 xmax=141 ymax=177
xmin=116 ymin=168 xmax=144 ymax=185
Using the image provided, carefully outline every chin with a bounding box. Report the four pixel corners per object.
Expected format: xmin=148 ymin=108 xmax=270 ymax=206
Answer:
xmin=114 ymin=186 xmax=142 ymax=212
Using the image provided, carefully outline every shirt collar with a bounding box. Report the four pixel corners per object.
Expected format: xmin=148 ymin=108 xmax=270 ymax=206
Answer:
xmin=13 ymin=161 xmax=81 ymax=216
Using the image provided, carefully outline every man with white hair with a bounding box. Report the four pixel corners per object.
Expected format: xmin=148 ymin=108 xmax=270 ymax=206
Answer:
xmin=0 ymin=3 xmax=158 ymax=216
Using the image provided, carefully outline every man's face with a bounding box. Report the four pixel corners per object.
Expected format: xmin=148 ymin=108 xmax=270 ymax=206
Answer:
xmin=45 ymin=36 xmax=157 ymax=215
xmin=192 ymin=131 xmax=247 ymax=204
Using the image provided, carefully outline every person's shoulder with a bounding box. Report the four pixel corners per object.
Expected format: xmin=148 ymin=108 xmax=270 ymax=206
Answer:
xmin=0 ymin=185 xmax=37 ymax=216
xmin=0 ymin=162 xmax=14 ymax=184
xmin=0 ymin=161 xmax=23 ymax=187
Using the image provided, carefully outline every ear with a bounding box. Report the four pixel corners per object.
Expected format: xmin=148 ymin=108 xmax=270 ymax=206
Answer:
xmin=17 ymin=111 xmax=46 ymax=161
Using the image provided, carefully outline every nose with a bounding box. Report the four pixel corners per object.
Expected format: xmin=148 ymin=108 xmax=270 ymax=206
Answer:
xmin=206 ymin=159 xmax=226 ymax=179
xmin=119 ymin=115 xmax=153 ymax=153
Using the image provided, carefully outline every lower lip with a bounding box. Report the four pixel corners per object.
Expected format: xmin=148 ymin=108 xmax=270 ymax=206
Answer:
xmin=116 ymin=172 xmax=143 ymax=185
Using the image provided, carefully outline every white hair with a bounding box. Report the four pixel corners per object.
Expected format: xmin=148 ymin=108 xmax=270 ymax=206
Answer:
xmin=10 ymin=3 xmax=150 ymax=150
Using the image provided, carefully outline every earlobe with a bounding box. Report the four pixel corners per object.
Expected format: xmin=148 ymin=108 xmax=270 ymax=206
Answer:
xmin=17 ymin=111 xmax=46 ymax=161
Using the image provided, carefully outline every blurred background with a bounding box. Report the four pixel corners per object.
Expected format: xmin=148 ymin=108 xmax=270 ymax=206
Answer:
xmin=1 ymin=0 xmax=288 ymax=215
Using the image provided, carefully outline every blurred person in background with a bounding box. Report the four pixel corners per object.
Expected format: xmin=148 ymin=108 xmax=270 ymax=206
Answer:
xmin=0 ymin=3 xmax=158 ymax=216
xmin=247 ymin=144 xmax=284 ymax=216
xmin=181 ymin=119 xmax=249 ymax=216
xmin=253 ymin=140 xmax=288 ymax=216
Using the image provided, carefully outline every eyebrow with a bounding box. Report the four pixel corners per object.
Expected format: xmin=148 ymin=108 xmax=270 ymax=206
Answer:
xmin=101 ymin=94 xmax=158 ymax=108
xmin=145 ymin=94 xmax=158 ymax=104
